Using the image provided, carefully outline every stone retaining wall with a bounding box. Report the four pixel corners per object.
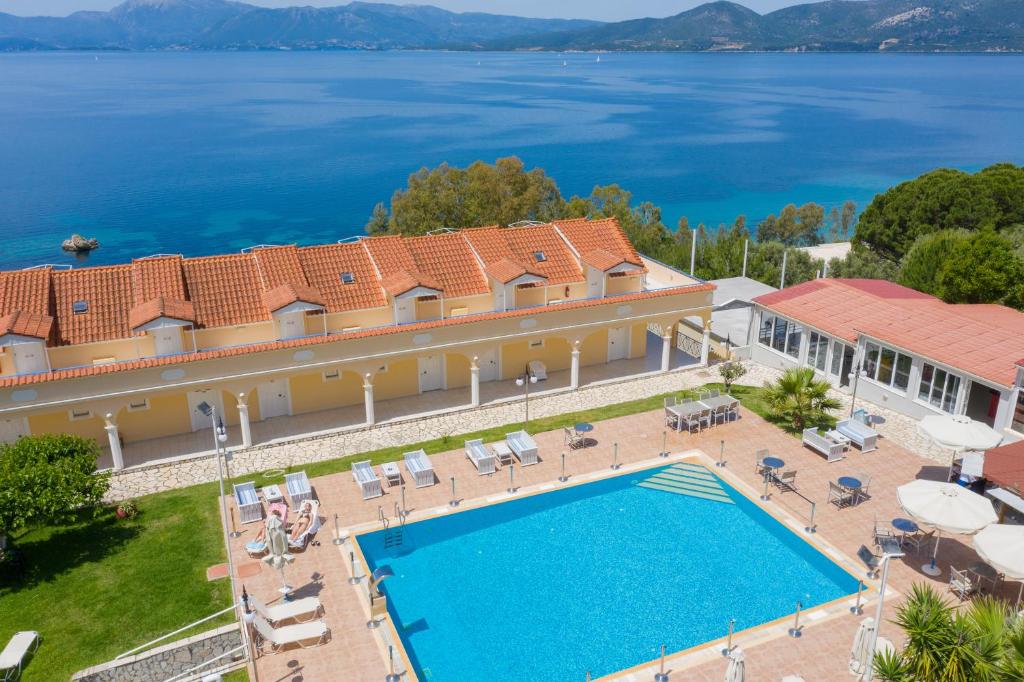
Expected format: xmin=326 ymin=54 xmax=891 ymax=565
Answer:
xmin=72 ymin=624 xmax=243 ymax=682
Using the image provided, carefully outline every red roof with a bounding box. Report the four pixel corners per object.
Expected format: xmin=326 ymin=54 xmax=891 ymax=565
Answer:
xmin=484 ymin=258 xmax=545 ymax=284
xmin=464 ymin=225 xmax=583 ymax=285
xmin=581 ymin=248 xmax=640 ymax=272
xmin=297 ymin=243 xmax=386 ymax=312
xmin=0 ymin=310 xmax=54 ymax=340
xmin=754 ymin=279 xmax=1024 ymax=387
xmin=0 ymin=269 xmax=52 ymax=317
xmin=51 ymin=265 xmax=135 ymax=346
xmin=128 ymin=297 xmax=196 ymax=330
xmin=983 ymin=440 xmax=1024 ymax=493
xmin=555 ymin=217 xmax=646 ymax=272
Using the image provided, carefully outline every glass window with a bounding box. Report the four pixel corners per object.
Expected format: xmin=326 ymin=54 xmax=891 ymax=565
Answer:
xmin=808 ymin=332 xmax=828 ymax=371
xmin=919 ymin=362 xmax=962 ymax=414
xmin=771 ymin=317 xmax=788 ymax=353
xmin=877 ymin=348 xmax=896 ymax=385
xmin=1012 ymin=389 xmax=1024 ymax=435
xmin=919 ymin=363 xmax=934 ymax=401
xmin=864 ymin=343 xmax=880 ymax=379
xmin=759 ymin=314 xmax=774 ymax=346
xmin=785 ymin=323 xmax=802 ymax=359
xmin=830 ymin=341 xmax=844 ymax=376
xmin=894 ymin=355 xmax=912 ymax=391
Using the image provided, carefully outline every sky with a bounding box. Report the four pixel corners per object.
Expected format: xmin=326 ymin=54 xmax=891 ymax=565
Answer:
xmin=0 ymin=0 xmax=831 ymax=21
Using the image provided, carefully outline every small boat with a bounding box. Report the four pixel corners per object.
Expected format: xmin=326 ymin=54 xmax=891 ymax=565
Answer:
xmin=596 ymin=55 xmax=601 ymax=62
xmin=562 ymin=60 xmax=567 ymax=67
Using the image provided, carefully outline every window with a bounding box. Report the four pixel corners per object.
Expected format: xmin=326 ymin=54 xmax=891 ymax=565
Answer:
xmin=863 ymin=341 xmax=913 ymax=393
xmin=893 ymin=354 xmax=912 ymax=391
xmin=830 ymin=342 xmax=844 ymax=376
xmin=69 ymin=408 xmax=92 ymax=421
xmin=127 ymin=398 xmax=150 ymax=412
xmin=918 ymin=363 xmax=962 ymax=413
xmin=864 ymin=342 xmax=880 ymax=379
xmin=807 ymin=332 xmax=828 ymax=371
xmin=1013 ymin=389 xmax=1024 ymax=435
xmin=340 ymin=272 xmax=355 ymax=285
xmin=758 ymin=313 xmax=802 ymax=358
xmin=323 ymin=370 xmax=340 ymax=381
xmin=529 ymin=339 xmax=544 ymax=349
xmin=533 ymin=251 xmax=546 ymax=263
xmin=72 ymin=300 xmax=88 ymax=314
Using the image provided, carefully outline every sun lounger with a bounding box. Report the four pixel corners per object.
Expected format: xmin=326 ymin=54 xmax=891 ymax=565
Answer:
xmin=352 ymin=460 xmax=383 ymax=500
xmin=233 ymin=481 xmax=263 ymax=524
xmin=252 ymin=614 xmax=328 ymax=653
xmin=465 ymin=439 xmax=496 ymax=474
xmin=527 ymin=360 xmax=547 ymax=381
xmin=250 ymin=594 xmax=322 ymax=626
xmin=0 ymin=631 xmax=39 ymax=682
xmin=802 ymin=428 xmax=846 ymax=462
xmin=836 ymin=418 xmax=879 ymax=453
xmin=284 ymin=471 xmax=313 ymax=506
xmin=288 ymin=499 xmax=321 ymax=551
xmin=404 ymin=449 xmax=435 ymax=488
xmin=506 ymin=430 xmax=538 ymax=466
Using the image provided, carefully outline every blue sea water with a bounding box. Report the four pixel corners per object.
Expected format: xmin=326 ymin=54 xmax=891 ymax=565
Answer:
xmin=1 ymin=51 xmax=1023 ymax=270
xmin=358 ymin=465 xmax=858 ymax=681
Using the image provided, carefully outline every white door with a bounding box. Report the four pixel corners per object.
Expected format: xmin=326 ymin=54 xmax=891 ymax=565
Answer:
xmin=278 ymin=312 xmax=305 ymax=340
xmin=187 ymin=388 xmax=225 ymax=432
xmin=419 ymin=354 xmax=444 ymax=392
xmin=258 ymin=378 xmax=291 ymax=419
xmin=0 ymin=416 xmax=28 ymax=444
xmin=478 ymin=346 xmax=498 ymax=383
xmin=11 ymin=342 xmax=47 ymax=374
xmin=607 ymin=326 xmax=629 ymax=362
xmin=152 ymin=327 xmax=182 ymax=356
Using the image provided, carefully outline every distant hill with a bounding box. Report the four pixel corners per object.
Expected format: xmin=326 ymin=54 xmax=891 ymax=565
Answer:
xmin=0 ymin=0 xmax=601 ymax=50
xmin=492 ymin=0 xmax=1024 ymax=52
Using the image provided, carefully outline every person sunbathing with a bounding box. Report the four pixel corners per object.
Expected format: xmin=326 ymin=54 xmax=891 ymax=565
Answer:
xmin=289 ymin=501 xmax=314 ymax=542
xmin=253 ymin=509 xmax=283 ymax=544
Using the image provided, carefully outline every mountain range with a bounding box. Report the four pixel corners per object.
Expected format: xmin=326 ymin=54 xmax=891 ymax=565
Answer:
xmin=0 ymin=0 xmax=1021 ymax=52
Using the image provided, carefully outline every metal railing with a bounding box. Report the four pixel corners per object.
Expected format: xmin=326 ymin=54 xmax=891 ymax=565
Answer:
xmin=161 ymin=643 xmax=247 ymax=682
xmin=115 ymin=603 xmax=239 ymax=660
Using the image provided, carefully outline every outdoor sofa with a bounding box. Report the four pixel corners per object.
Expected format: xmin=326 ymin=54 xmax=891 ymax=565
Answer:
xmin=506 ymin=430 xmax=539 ymax=466
xmin=836 ymin=418 xmax=879 ymax=452
xmin=802 ymin=428 xmax=846 ymax=463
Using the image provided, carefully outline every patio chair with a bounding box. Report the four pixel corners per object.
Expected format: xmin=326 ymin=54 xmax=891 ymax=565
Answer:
xmin=564 ymin=426 xmax=585 ymax=450
xmin=828 ymin=481 xmax=855 ymax=508
xmin=772 ymin=470 xmax=798 ymax=493
xmin=949 ymin=567 xmax=977 ymax=601
xmin=698 ymin=391 xmax=710 ymax=401
xmin=714 ymin=404 xmax=729 ymax=426
xmin=754 ymin=449 xmax=769 ymax=476
xmin=252 ymin=614 xmax=329 ymax=654
xmin=404 ymin=449 xmax=436 ymax=488
xmin=680 ymin=411 xmax=701 ymax=434
xmin=902 ymin=529 xmax=935 ymax=554
xmin=506 ymin=430 xmax=539 ymax=466
xmin=284 ymin=471 xmax=313 ymax=506
xmin=288 ymin=499 xmax=321 ymax=551
xmin=697 ymin=407 xmax=713 ymax=431
xmin=872 ymin=515 xmax=896 ymax=547
xmin=0 ymin=631 xmax=39 ymax=682
xmin=351 ymin=460 xmax=383 ymax=500
xmin=853 ymin=473 xmax=873 ymax=502
xmin=233 ymin=481 xmax=263 ymax=524
xmin=527 ymin=360 xmax=547 ymax=381
xmin=465 ymin=439 xmax=496 ymax=475
xmin=707 ymin=388 xmax=720 ymax=398
xmin=249 ymin=594 xmax=323 ymax=626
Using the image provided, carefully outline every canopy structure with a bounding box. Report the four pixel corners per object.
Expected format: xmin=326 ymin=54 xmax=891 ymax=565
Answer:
xmin=983 ymin=440 xmax=1024 ymax=493
xmin=973 ymin=523 xmax=1024 ymax=604
xmin=896 ymin=479 xmax=998 ymax=576
xmin=918 ymin=414 xmax=1003 ymax=452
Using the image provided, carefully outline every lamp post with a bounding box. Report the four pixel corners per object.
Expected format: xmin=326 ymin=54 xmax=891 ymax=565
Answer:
xmin=863 ymin=543 xmax=905 ymax=682
xmin=848 ymin=363 xmax=868 ymax=418
xmin=196 ymin=401 xmax=235 ymax=601
xmin=515 ymin=365 xmax=539 ymax=426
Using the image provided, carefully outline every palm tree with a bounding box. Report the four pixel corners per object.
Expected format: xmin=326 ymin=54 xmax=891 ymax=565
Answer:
xmin=873 ymin=583 xmax=1024 ymax=682
xmin=761 ymin=367 xmax=840 ymax=431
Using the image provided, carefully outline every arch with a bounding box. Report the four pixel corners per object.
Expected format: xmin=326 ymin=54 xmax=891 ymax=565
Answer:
xmin=289 ymin=367 xmax=363 ymax=415
xmin=114 ymin=391 xmax=192 ymax=444
xmin=445 ymin=351 xmax=473 ymax=389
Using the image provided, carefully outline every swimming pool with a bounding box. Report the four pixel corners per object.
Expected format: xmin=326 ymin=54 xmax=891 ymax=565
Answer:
xmin=357 ymin=460 xmax=859 ymax=680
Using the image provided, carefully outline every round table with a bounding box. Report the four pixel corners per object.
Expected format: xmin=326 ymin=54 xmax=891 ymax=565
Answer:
xmin=892 ymin=517 xmax=918 ymax=534
xmin=574 ymin=422 xmax=594 ymax=433
xmin=760 ymin=457 xmax=785 ymax=500
xmin=838 ymin=476 xmax=862 ymax=490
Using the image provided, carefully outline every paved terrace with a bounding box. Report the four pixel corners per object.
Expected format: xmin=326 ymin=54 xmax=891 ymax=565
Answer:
xmin=224 ymin=403 xmax=1020 ymax=682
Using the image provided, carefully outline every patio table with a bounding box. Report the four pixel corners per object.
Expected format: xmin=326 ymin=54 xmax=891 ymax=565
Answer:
xmin=380 ymin=462 xmax=402 ymax=487
xmin=666 ymin=402 xmax=707 ymax=431
xmin=892 ymin=517 xmax=919 ymax=545
xmin=700 ymin=395 xmax=732 ymax=411
xmin=261 ymin=484 xmax=284 ymax=503
xmin=760 ymin=456 xmax=785 ymax=500
xmin=839 ymin=475 xmax=863 ymax=505
xmin=491 ymin=441 xmax=514 ymax=466
xmin=969 ymin=561 xmax=1001 ymax=593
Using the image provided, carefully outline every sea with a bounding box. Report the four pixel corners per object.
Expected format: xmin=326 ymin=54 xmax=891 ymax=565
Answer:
xmin=1 ymin=50 xmax=1022 ymax=270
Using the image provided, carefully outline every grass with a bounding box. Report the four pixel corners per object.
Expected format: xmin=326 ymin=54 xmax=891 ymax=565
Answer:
xmin=0 ymin=377 xmax=810 ymax=680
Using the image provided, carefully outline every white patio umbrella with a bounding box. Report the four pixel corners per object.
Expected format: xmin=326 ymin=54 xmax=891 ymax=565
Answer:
xmin=896 ymin=479 xmax=997 ymax=576
xmin=848 ymin=617 xmax=876 ymax=676
xmin=724 ymin=647 xmax=745 ymax=682
xmin=918 ymin=414 xmax=1003 ymax=479
xmin=261 ymin=514 xmax=294 ymax=596
xmin=973 ymin=523 xmax=1024 ymax=604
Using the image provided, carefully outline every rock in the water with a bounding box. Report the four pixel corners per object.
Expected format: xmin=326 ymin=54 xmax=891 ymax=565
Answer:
xmin=62 ymin=233 xmax=99 ymax=252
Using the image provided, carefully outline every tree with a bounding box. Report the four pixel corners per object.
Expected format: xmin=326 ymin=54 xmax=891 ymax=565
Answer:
xmin=897 ymin=229 xmax=971 ymax=297
xmin=828 ymin=206 xmax=841 ymax=242
xmin=840 ymin=200 xmax=857 ymax=240
xmin=756 ymin=202 xmax=826 ymax=246
xmin=718 ymin=361 xmax=747 ymax=392
xmin=0 ymin=434 xmax=109 ymax=551
xmin=365 ymin=201 xmax=390 ymax=235
xmin=762 ymin=367 xmax=841 ymax=431
xmin=873 ymin=583 xmax=1024 ymax=682
xmin=826 ymin=246 xmax=899 ymax=280
xmin=935 ymin=229 xmax=1024 ymax=306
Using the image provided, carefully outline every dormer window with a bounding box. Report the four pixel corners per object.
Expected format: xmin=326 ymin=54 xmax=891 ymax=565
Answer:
xmin=534 ymin=251 xmax=547 ymax=263
xmin=72 ymin=300 xmax=88 ymax=314
xmin=340 ymin=272 xmax=355 ymax=285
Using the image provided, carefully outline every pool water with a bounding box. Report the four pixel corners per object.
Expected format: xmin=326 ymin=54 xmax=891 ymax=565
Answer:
xmin=357 ymin=463 xmax=858 ymax=681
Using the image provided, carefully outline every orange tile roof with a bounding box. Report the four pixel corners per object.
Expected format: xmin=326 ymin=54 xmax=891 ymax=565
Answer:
xmin=0 ymin=280 xmax=713 ymax=388
xmin=0 ymin=268 xmax=52 ymax=317
xmin=404 ymin=233 xmax=489 ymax=298
xmin=464 ymin=225 xmax=583 ymax=285
xmin=127 ymin=297 xmax=196 ymax=330
xmin=754 ymin=279 xmax=1024 ymax=387
xmin=251 ymin=246 xmax=310 ymax=291
xmin=181 ymin=255 xmax=269 ymax=329
xmin=484 ymin=258 xmax=545 ymax=284
xmin=361 ymin=236 xmax=418 ymax=278
xmin=380 ymin=269 xmax=442 ymax=297
xmin=983 ymin=440 xmax=1024 ymax=493
xmin=555 ymin=217 xmax=645 ymax=270
xmin=297 ymin=243 xmax=387 ymax=312
xmin=581 ymin=248 xmax=639 ymax=272
xmin=51 ymin=265 xmax=134 ymax=346
xmin=261 ymin=283 xmax=325 ymax=313
xmin=0 ymin=310 xmax=54 ymax=340
xmin=131 ymin=256 xmax=187 ymax=303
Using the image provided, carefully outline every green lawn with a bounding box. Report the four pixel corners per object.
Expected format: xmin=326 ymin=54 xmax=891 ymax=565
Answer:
xmin=1 ymin=378 xmax=796 ymax=681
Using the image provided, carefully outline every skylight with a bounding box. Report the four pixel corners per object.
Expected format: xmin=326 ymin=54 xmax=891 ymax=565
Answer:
xmin=72 ymin=300 xmax=88 ymax=314
xmin=534 ymin=251 xmax=547 ymax=263
xmin=341 ymin=272 xmax=355 ymax=285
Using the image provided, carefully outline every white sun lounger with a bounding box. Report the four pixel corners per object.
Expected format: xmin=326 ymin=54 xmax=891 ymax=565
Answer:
xmin=252 ymin=614 xmax=328 ymax=653
xmin=352 ymin=460 xmax=383 ymax=499
xmin=284 ymin=471 xmax=313 ymax=506
xmin=465 ymin=439 xmax=496 ymax=475
xmin=250 ymin=594 xmax=322 ymax=626
xmin=233 ymin=481 xmax=263 ymax=524
xmin=404 ymin=449 xmax=436 ymax=488
xmin=506 ymin=430 xmax=538 ymax=466
xmin=288 ymin=499 xmax=321 ymax=551
xmin=0 ymin=631 xmax=39 ymax=682
xmin=527 ymin=360 xmax=547 ymax=381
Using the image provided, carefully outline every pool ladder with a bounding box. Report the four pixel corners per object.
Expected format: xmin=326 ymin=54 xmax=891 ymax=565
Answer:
xmin=381 ymin=504 xmax=406 ymax=549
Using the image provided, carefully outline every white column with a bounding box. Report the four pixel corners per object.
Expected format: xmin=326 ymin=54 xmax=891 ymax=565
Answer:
xmin=700 ymin=323 xmax=711 ymax=366
xmin=236 ymin=393 xmax=252 ymax=448
xmin=104 ymin=413 xmax=124 ymax=471
xmin=470 ymin=358 xmax=480 ymax=407
xmin=363 ymin=374 xmax=375 ymax=426
xmin=661 ymin=333 xmax=672 ymax=373
xmin=570 ymin=343 xmax=581 ymax=389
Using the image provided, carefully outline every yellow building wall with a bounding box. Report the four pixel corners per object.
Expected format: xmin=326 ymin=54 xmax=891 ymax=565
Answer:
xmin=0 ymin=349 xmax=14 ymax=376
xmin=606 ymin=273 xmax=643 ymax=296
xmin=195 ymin=322 xmax=276 ymax=350
xmin=514 ymin=285 xmax=545 ymax=308
xmin=444 ymin=294 xmax=491 ymax=317
xmin=48 ymin=337 xmax=145 ymax=369
xmin=446 ymin=353 xmax=471 ymax=389
xmin=500 ymin=336 xmax=571 ymax=380
xmin=325 ymin=308 xmax=393 ymax=332
xmin=580 ymin=328 xmax=608 ymax=367
xmin=288 ymin=370 xmax=362 ymax=415
xmin=373 ymin=358 xmax=418 ymax=401
xmin=415 ymin=298 xmax=442 ymax=321
xmin=630 ymin=323 xmax=648 ymax=359
xmin=219 ymin=387 xmax=261 ymax=426
xmin=116 ymin=393 xmax=191 ymax=443
xmin=28 ymin=410 xmax=106 ymax=445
